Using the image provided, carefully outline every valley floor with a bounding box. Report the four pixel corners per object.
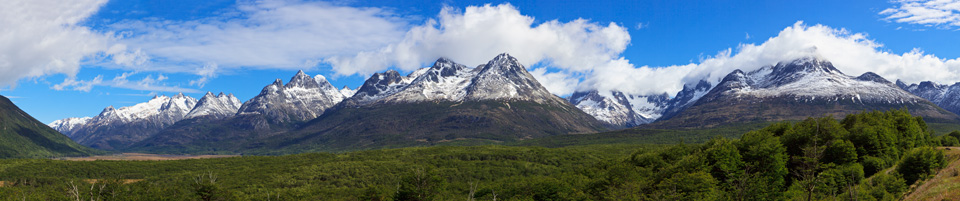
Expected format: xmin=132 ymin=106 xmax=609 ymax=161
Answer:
xmin=61 ymin=153 xmax=239 ymax=161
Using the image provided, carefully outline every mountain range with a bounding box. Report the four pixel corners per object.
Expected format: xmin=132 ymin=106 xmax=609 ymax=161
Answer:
xmin=571 ymin=56 xmax=959 ymax=128
xmin=46 ymin=53 xmax=960 ymax=154
xmin=897 ymin=80 xmax=960 ymax=117
xmin=53 ymin=53 xmax=604 ymax=153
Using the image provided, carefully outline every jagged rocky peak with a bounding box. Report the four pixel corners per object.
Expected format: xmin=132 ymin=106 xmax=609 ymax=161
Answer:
xmin=755 ymin=56 xmax=842 ymax=88
xmin=424 ymin=57 xmax=469 ymax=82
xmin=185 ymin=91 xmax=242 ymax=119
xmin=342 ymin=53 xmax=564 ymax=106
xmin=286 ymin=70 xmax=320 ymax=88
xmin=347 ymin=70 xmax=415 ymax=105
xmin=855 ymin=72 xmax=891 ymax=84
xmin=716 ymin=69 xmax=752 ymax=91
xmin=464 ymin=53 xmax=557 ymax=103
xmin=48 ymin=117 xmax=92 ymax=137
xmin=237 ymin=70 xmax=346 ymax=122
xmin=376 ymin=57 xmax=476 ymax=103
xmin=161 ymin=92 xmax=198 ymax=111
xmin=658 ymin=79 xmax=713 ymax=120
xmin=340 ymin=86 xmax=357 ymax=97
xmin=569 ymin=90 xmax=633 ymax=127
xmin=100 ymin=105 xmax=116 ymax=115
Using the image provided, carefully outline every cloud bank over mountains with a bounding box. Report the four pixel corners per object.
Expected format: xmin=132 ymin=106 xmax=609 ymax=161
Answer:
xmin=3 ymin=0 xmax=960 ymax=98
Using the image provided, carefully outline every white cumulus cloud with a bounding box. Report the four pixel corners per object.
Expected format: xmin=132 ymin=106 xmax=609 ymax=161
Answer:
xmin=0 ymin=0 xmax=142 ymax=88
xmin=110 ymin=0 xmax=409 ymax=73
xmin=53 ymin=72 xmax=200 ymax=93
xmin=326 ymin=3 xmax=631 ymax=95
xmin=881 ymin=0 xmax=960 ymax=28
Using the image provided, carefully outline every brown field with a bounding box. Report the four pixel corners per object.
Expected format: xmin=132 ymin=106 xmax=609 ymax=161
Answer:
xmin=904 ymin=147 xmax=960 ymax=201
xmin=62 ymin=153 xmax=239 ymax=161
xmin=82 ymin=179 xmax=144 ymax=184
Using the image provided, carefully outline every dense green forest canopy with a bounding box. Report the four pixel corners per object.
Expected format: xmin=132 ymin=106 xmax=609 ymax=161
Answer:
xmin=0 ymin=109 xmax=952 ymax=200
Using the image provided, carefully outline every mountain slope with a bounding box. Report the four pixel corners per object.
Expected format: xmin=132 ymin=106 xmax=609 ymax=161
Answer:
xmin=0 ymin=95 xmax=95 ymax=158
xmin=652 ymin=57 xmax=959 ymax=128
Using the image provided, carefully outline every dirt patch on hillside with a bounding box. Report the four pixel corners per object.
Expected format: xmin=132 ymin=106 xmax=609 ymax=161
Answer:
xmin=63 ymin=153 xmax=239 ymax=161
xmin=83 ymin=179 xmax=144 ymax=184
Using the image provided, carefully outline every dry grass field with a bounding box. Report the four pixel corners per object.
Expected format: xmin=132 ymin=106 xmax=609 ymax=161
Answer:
xmin=62 ymin=153 xmax=238 ymax=161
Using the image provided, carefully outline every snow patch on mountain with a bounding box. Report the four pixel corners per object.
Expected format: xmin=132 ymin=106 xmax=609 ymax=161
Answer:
xmin=340 ymin=86 xmax=357 ymax=97
xmin=568 ymin=90 xmax=670 ymax=127
xmin=90 ymin=93 xmax=199 ymax=125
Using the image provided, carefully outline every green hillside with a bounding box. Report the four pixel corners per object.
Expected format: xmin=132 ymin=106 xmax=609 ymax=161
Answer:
xmin=0 ymin=95 xmax=97 ymax=158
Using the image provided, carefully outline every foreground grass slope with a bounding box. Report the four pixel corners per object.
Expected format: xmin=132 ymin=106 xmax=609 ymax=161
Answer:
xmin=904 ymin=147 xmax=960 ymax=200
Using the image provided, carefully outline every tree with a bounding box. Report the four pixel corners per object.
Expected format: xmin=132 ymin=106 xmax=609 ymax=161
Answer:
xmin=785 ymin=117 xmax=843 ymax=201
xmin=823 ymin=140 xmax=858 ymax=165
xmin=735 ymin=130 xmax=788 ymax=200
xmin=394 ymin=168 xmax=445 ymax=201
xmin=654 ymin=171 xmax=720 ymax=201
xmin=896 ymin=147 xmax=946 ymax=185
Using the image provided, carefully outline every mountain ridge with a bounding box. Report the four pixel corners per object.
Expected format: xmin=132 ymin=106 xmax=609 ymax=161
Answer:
xmin=649 ymin=57 xmax=959 ymax=128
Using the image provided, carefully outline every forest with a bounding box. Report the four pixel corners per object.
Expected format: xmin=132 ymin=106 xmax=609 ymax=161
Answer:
xmin=0 ymin=109 xmax=954 ymax=200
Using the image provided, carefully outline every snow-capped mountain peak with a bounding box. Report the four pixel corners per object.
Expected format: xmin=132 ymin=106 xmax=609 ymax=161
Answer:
xmin=47 ymin=117 xmax=91 ymax=137
xmin=898 ymin=80 xmax=960 ymax=116
xmin=343 ymin=53 xmax=563 ymax=106
xmin=51 ymin=93 xmax=200 ymax=149
xmin=464 ymin=53 xmax=557 ymax=103
xmin=704 ymin=57 xmax=920 ymax=105
xmin=287 ymin=70 xmax=320 ymax=89
xmin=185 ymin=91 xmax=242 ymax=119
xmin=376 ymin=58 xmax=476 ymax=103
xmin=340 ymin=86 xmax=357 ymax=97
xmin=236 ymin=70 xmax=346 ymax=122
xmin=568 ymin=90 xmax=670 ymax=127
xmin=346 ymin=70 xmax=418 ymax=105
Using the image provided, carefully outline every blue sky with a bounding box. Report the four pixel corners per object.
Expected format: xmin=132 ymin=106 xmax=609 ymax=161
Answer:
xmin=2 ymin=0 xmax=959 ymax=123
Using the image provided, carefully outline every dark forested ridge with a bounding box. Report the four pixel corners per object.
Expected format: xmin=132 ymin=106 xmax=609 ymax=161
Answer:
xmin=0 ymin=109 xmax=953 ymax=200
xmin=0 ymin=95 xmax=98 ymax=158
